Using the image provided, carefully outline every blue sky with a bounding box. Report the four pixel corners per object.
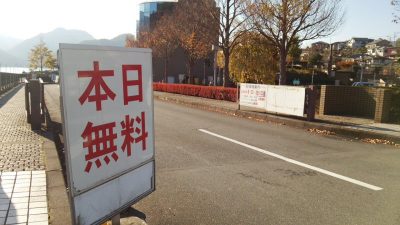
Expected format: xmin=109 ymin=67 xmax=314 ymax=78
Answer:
xmin=0 ymin=0 xmax=398 ymax=44
xmin=304 ymin=0 xmax=400 ymax=46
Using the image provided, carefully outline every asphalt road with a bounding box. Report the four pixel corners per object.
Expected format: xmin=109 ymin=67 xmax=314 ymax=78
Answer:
xmin=126 ymin=100 xmax=400 ymax=225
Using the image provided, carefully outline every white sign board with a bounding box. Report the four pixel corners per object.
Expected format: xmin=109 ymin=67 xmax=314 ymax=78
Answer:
xmin=239 ymin=83 xmax=268 ymax=109
xmin=59 ymin=44 xmax=155 ymax=225
xmin=265 ymin=86 xmax=306 ymax=117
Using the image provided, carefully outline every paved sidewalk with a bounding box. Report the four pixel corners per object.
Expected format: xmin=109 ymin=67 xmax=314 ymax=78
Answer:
xmin=154 ymin=91 xmax=400 ymax=143
xmin=0 ymin=85 xmax=49 ymax=225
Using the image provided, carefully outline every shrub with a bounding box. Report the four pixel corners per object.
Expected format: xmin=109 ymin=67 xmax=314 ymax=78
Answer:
xmin=153 ymin=83 xmax=237 ymax=102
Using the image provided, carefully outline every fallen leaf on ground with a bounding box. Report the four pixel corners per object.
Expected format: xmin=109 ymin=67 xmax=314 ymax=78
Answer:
xmin=362 ymin=138 xmax=395 ymax=145
xmin=307 ymin=128 xmax=336 ymax=136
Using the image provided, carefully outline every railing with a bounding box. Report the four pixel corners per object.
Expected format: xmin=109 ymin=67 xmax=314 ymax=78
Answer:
xmin=0 ymin=72 xmax=25 ymax=95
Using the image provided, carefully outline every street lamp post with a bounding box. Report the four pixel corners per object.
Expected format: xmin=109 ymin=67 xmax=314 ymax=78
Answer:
xmin=360 ymin=63 xmax=364 ymax=82
xmin=359 ymin=55 xmax=365 ymax=82
xmin=212 ymin=44 xmax=217 ymax=86
xmin=312 ymin=65 xmax=317 ymax=85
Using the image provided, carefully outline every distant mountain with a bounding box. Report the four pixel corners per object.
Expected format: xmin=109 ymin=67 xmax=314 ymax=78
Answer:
xmin=0 ymin=49 xmax=26 ymax=66
xmin=80 ymin=33 xmax=131 ymax=47
xmin=0 ymin=35 xmax=21 ymax=51
xmin=3 ymin=28 xmax=132 ymax=67
xmin=9 ymin=28 xmax=95 ymax=65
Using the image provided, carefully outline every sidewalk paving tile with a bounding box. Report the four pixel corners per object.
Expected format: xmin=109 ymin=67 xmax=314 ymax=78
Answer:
xmin=0 ymin=88 xmax=45 ymax=172
xmin=12 ymin=202 xmax=29 ymax=210
xmin=0 ymin=87 xmax=48 ymax=224
xmin=0 ymin=170 xmax=49 ymax=225
xmin=8 ymin=208 xmax=28 ymax=216
xmin=13 ymin=187 xmax=30 ymax=193
xmin=0 ymin=210 xmax=7 ymax=217
xmin=29 ymin=208 xmax=47 ymax=215
xmin=6 ymin=215 xmax=28 ymax=224
xmin=0 ymin=198 xmax=10 ymax=205
xmin=29 ymin=221 xmax=49 ymax=225
xmin=29 ymin=196 xmax=46 ymax=203
xmin=12 ymin=192 xmax=30 ymax=198
xmin=28 ymin=214 xmax=48 ymax=223
xmin=29 ymin=202 xmax=47 ymax=209
xmin=11 ymin=198 xmax=29 ymax=204
xmin=0 ymin=204 xmax=9 ymax=211
xmin=29 ymin=187 xmax=45 ymax=192
xmin=29 ymin=191 xmax=46 ymax=197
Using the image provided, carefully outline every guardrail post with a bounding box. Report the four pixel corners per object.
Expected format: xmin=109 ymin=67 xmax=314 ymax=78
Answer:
xmin=29 ymin=80 xmax=42 ymax=130
xmin=39 ymin=79 xmax=46 ymax=123
xmin=306 ymin=86 xmax=316 ymax=121
xmin=25 ymin=82 xmax=31 ymax=123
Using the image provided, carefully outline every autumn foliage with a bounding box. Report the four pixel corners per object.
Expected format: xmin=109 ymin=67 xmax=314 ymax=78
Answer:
xmin=153 ymin=83 xmax=237 ymax=102
xmin=336 ymin=61 xmax=354 ymax=70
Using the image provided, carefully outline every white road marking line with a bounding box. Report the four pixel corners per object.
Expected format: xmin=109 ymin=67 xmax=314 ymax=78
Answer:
xmin=199 ymin=129 xmax=383 ymax=191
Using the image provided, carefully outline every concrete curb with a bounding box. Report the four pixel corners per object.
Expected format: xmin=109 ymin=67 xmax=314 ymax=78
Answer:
xmin=43 ymin=129 xmax=72 ymax=225
xmin=154 ymin=93 xmax=400 ymax=145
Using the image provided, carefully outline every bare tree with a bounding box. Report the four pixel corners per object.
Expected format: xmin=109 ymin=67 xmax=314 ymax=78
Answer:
xmin=392 ymin=0 xmax=400 ymax=23
xmin=247 ymin=0 xmax=344 ymax=85
xmin=203 ymin=0 xmax=248 ymax=87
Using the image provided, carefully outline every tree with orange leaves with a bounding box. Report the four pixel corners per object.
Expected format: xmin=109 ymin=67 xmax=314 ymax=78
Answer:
xmin=172 ymin=0 xmax=218 ymax=83
xmin=149 ymin=14 xmax=178 ymax=82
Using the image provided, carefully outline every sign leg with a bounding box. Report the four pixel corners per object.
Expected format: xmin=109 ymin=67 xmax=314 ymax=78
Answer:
xmin=111 ymin=214 xmax=120 ymax=225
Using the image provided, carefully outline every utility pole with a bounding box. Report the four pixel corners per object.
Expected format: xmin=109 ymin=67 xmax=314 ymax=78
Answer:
xmin=328 ymin=43 xmax=334 ymax=77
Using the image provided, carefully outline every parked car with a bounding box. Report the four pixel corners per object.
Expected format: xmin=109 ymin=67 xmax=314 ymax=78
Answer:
xmin=352 ymin=82 xmax=375 ymax=87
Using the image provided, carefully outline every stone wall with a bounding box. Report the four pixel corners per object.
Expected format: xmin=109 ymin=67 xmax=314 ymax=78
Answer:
xmin=319 ymin=86 xmax=377 ymax=118
xmin=319 ymin=85 xmax=394 ymax=123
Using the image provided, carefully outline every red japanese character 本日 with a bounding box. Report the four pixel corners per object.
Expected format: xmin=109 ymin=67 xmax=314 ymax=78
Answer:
xmin=120 ymin=112 xmax=148 ymax=157
xmin=78 ymin=61 xmax=116 ymax=111
xmin=122 ymin=65 xmax=143 ymax=105
xmin=81 ymin=121 xmax=119 ymax=173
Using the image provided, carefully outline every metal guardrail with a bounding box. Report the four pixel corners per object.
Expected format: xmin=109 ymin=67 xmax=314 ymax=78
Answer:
xmin=0 ymin=72 xmax=25 ymax=95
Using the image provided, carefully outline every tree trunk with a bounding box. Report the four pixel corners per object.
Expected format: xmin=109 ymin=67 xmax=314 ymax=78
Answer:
xmin=164 ymin=49 xmax=168 ymax=83
xmin=187 ymin=58 xmax=194 ymax=84
xmin=223 ymin=51 xmax=230 ymax=87
xmin=40 ymin=57 xmax=43 ymax=74
xmin=203 ymin=60 xmax=206 ymax=85
xmin=279 ymin=49 xmax=287 ymax=85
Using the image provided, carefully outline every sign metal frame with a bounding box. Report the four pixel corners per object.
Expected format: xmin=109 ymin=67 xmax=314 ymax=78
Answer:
xmin=58 ymin=44 xmax=155 ymax=225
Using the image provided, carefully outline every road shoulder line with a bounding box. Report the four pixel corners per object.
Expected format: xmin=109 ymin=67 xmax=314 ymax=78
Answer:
xmin=199 ymin=129 xmax=383 ymax=191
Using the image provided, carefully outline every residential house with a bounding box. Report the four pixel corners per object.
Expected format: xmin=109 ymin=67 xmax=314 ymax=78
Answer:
xmin=366 ymin=57 xmax=393 ymax=66
xmin=366 ymin=39 xmax=393 ymax=57
xmin=331 ymin=41 xmax=347 ymax=51
xmin=386 ymin=47 xmax=400 ymax=58
xmin=311 ymin=41 xmax=330 ymax=51
xmin=347 ymin=37 xmax=374 ymax=48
